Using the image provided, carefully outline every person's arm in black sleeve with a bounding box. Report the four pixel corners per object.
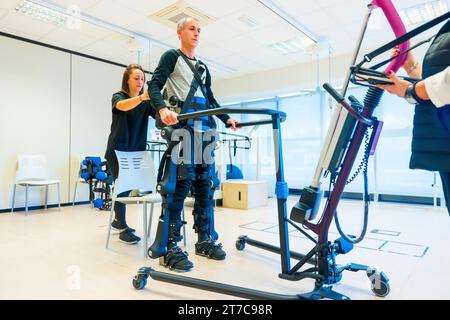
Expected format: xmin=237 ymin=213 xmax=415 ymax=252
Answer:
xmin=148 ymin=49 xmax=178 ymax=111
xmin=145 ymin=100 xmax=157 ymax=119
xmin=205 ymin=65 xmax=230 ymax=124
xmin=111 ymin=91 xmax=127 ymax=114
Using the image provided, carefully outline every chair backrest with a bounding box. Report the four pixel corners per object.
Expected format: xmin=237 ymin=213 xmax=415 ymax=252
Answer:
xmin=16 ymin=154 xmax=49 ymax=182
xmin=114 ymin=150 xmax=157 ymax=196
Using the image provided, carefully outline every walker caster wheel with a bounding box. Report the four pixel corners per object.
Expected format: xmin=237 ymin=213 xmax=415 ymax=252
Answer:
xmin=371 ymin=279 xmax=390 ymax=297
xmin=132 ymin=274 xmax=148 ymax=290
xmin=235 ymin=239 xmax=245 ymax=251
xmin=367 ymin=268 xmax=390 ymax=297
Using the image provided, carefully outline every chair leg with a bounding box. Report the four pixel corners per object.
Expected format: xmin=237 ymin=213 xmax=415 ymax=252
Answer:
xmin=106 ymin=200 xmax=115 ymax=249
xmin=143 ymin=202 xmax=148 ymax=259
xmin=25 ymin=185 xmax=29 ymax=216
xmin=57 ymin=183 xmax=61 ymax=211
xmin=147 ymin=203 xmax=154 ymax=239
xmin=73 ymin=181 xmax=78 ymax=206
xmin=182 ymin=207 xmax=187 ymax=247
xmin=44 ymin=185 xmax=48 ymax=210
xmin=11 ymin=184 xmax=16 ymax=213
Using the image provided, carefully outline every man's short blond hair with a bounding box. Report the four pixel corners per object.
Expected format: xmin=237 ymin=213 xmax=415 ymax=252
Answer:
xmin=177 ymin=16 xmax=199 ymax=30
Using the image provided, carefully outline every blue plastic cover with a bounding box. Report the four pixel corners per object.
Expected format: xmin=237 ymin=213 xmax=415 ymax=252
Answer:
xmin=226 ymin=164 xmax=244 ymax=180
xmin=275 ymin=181 xmax=289 ymax=200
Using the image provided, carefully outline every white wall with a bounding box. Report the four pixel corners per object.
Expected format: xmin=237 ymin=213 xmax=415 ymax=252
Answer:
xmin=69 ymin=55 xmax=124 ymax=203
xmin=0 ymin=35 xmax=128 ymax=210
xmin=0 ymin=36 xmax=71 ymax=210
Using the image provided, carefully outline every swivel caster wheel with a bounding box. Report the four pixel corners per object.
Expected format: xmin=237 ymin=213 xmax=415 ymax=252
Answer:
xmin=371 ymin=279 xmax=390 ymax=297
xmin=367 ymin=268 xmax=390 ymax=297
xmin=235 ymin=239 xmax=245 ymax=251
xmin=132 ymin=274 xmax=148 ymax=290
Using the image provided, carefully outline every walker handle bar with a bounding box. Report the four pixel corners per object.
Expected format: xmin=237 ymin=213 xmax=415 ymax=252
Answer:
xmin=176 ymin=107 xmax=286 ymax=128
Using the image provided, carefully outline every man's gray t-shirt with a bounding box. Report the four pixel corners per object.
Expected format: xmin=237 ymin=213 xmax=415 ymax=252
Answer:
xmin=148 ymin=49 xmax=229 ymax=124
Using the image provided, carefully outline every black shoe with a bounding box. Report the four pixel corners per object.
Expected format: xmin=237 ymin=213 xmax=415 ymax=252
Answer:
xmin=159 ymin=246 xmax=193 ymax=272
xmin=119 ymin=228 xmax=141 ymax=245
xmin=111 ymin=220 xmax=135 ymax=233
xmin=195 ymin=238 xmax=226 ymax=260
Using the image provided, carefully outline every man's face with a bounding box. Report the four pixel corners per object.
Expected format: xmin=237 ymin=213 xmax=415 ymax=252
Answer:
xmin=178 ymin=19 xmax=201 ymax=49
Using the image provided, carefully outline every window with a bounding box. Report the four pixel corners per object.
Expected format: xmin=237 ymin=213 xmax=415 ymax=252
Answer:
xmin=279 ymin=93 xmax=322 ymax=188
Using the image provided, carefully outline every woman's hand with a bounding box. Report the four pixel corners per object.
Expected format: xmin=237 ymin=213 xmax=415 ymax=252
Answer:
xmin=226 ymin=118 xmax=240 ymax=131
xmin=391 ymin=45 xmax=421 ymax=78
xmin=376 ymin=71 xmax=411 ymax=98
xmin=159 ymin=107 xmax=179 ymax=126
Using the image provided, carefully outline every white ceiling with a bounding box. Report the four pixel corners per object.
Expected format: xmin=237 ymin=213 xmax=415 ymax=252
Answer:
xmin=0 ymin=0 xmax=448 ymax=80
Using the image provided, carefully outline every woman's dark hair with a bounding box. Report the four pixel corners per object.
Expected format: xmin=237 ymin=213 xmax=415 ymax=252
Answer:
xmin=121 ymin=64 xmax=145 ymax=95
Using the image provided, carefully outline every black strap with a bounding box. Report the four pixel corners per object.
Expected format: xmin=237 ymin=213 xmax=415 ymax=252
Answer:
xmin=182 ymin=77 xmax=199 ymax=115
xmin=177 ymin=50 xmax=218 ymax=128
xmin=361 ymin=11 xmax=450 ymax=65
xmin=370 ymin=35 xmax=435 ymax=70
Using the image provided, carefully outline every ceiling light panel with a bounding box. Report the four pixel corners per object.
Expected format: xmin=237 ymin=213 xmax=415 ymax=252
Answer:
xmin=269 ymin=37 xmax=313 ymax=55
xmin=399 ymin=0 xmax=449 ymax=26
xmin=15 ymin=0 xmax=69 ymax=26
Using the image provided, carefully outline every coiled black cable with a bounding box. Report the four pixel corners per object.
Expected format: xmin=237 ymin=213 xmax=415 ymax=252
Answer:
xmin=333 ymin=86 xmax=383 ymax=244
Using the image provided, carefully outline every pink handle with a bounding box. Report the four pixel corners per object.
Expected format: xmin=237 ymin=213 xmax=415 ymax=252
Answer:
xmin=372 ymin=0 xmax=409 ymax=73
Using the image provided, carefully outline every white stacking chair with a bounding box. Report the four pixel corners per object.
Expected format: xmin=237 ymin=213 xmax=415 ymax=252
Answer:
xmin=72 ymin=157 xmax=91 ymax=207
xmin=105 ymin=151 xmax=187 ymax=259
xmin=11 ymin=154 xmax=61 ymax=215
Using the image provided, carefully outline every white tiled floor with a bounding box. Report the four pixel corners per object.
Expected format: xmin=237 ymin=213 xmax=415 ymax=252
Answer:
xmin=0 ymin=197 xmax=448 ymax=300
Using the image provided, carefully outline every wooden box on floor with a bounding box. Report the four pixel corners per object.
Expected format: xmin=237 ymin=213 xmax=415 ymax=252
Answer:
xmin=222 ymin=180 xmax=268 ymax=209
